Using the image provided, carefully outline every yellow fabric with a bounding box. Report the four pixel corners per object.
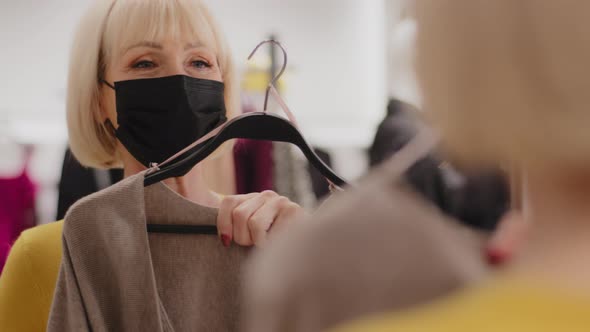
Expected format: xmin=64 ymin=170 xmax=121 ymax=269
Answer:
xmin=331 ymin=278 xmax=590 ymax=332
xmin=0 ymin=221 xmax=63 ymax=332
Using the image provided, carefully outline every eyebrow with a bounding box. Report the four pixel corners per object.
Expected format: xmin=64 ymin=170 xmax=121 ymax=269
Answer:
xmin=123 ymin=41 xmax=205 ymax=53
xmin=184 ymin=42 xmax=205 ymax=51
xmin=124 ymin=41 xmax=163 ymax=53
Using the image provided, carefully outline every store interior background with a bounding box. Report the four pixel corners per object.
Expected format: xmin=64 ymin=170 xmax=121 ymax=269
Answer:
xmin=0 ymin=0 xmax=418 ymax=223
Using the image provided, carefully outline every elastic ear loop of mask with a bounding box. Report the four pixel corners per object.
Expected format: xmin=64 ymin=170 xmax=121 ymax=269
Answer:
xmin=102 ymin=118 xmax=119 ymax=168
xmin=99 ymin=79 xmax=117 ymax=136
xmin=101 ymin=79 xmax=116 ymax=90
xmin=98 ymin=78 xmax=117 ymax=167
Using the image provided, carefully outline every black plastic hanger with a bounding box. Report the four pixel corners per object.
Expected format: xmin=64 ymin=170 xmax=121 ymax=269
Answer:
xmin=144 ymin=40 xmax=348 ymax=234
xmin=144 ymin=111 xmax=347 ymax=187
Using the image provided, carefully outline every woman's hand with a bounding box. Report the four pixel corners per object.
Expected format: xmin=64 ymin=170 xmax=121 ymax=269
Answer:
xmin=217 ymin=191 xmax=304 ymax=248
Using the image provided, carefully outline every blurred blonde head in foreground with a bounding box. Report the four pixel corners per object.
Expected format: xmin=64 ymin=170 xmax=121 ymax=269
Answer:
xmin=415 ymin=0 xmax=590 ymax=169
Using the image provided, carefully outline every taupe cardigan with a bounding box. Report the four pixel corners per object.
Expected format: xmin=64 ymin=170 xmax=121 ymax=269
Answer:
xmin=48 ymin=172 xmax=248 ymax=332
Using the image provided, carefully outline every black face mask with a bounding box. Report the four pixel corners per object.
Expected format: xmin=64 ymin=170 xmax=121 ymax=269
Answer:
xmin=103 ymin=75 xmax=227 ymax=167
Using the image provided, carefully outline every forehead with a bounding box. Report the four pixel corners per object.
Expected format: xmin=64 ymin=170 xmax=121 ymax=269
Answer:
xmin=102 ymin=0 xmax=218 ymax=59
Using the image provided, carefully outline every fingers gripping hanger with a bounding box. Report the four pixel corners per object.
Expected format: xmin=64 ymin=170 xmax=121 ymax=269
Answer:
xmin=143 ymin=40 xmax=347 ymax=234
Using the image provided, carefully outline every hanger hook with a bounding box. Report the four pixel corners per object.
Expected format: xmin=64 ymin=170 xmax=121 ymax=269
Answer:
xmin=248 ymin=40 xmax=288 ymax=111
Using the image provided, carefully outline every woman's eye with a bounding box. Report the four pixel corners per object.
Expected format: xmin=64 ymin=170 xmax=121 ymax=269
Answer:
xmin=191 ymin=60 xmax=211 ymax=69
xmin=132 ymin=60 xmax=156 ymax=69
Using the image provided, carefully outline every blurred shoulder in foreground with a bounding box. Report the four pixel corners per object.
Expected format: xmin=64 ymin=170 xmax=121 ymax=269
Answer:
xmin=241 ymin=139 xmax=489 ymax=332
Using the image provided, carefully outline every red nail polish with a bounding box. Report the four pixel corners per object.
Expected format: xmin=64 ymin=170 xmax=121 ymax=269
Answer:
xmin=221 ymin=234 xmax=231 ymax=248
xmin=485 ymin=248 xmax=507 ymax=266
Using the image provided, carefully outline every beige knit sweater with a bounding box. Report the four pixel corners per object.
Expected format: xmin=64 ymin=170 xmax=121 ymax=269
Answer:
xmin=47 ymin=172 xmax=248 ymax=332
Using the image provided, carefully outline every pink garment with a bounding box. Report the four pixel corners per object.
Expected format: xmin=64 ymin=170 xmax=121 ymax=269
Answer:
xmin=234 ymin=139 xmax=274 ymax=194
xmin=233 ymin=102 xmax=274 ymax=194
xmin=0 ymin=157 xmax=37 ymax=272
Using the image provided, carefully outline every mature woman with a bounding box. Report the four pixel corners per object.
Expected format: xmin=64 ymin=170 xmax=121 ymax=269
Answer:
xmin=0 ymin=0 xmax=302 ymax=330
xmin=334 ymin=0 xmax=590 ymax=331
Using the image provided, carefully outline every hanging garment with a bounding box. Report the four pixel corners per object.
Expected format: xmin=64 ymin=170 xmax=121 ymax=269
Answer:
xmin=48 ymin=172 xmax=249 ymax=332
xmin=0 ymin=153 xmax=36 ymax=272
xmin=242 ymin=131 xmax=488 ymax=332
xmin=56 ymin=147 xmax=123 ymax=220
xmin=369 ymin=99 xmax=446 ymax=208
xmin=234 ymin=139 xmax=273 ymax=194
xmin=369 ymin=99 xmax=508 ymax=231
xmin=272 ymin=142 xmax=316 ymax=208
xmin=307 ymin=148 xmax=333 ymax=200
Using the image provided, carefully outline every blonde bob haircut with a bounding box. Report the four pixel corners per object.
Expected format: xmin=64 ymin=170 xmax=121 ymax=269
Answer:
xmin=67 ymin=0 xmax=238 ymax=169
xmin=414 ymin=1 xmax=590 ymax=168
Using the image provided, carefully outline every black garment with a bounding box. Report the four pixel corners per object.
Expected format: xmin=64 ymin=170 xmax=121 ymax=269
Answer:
xmin=56 ymin=148 xmax=123 ymax=220
xmin=368 ymin=99 xmax=508 ymax=231
xmin=369 ymin=99 xmax=419 ymax=167
xmin=369 ymin=99 xmax=447 ymax=213
xmin=444 ymin=170 xmax=509 ymax=231
xmin=307 ymin=148 xmax=333 ymax=200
